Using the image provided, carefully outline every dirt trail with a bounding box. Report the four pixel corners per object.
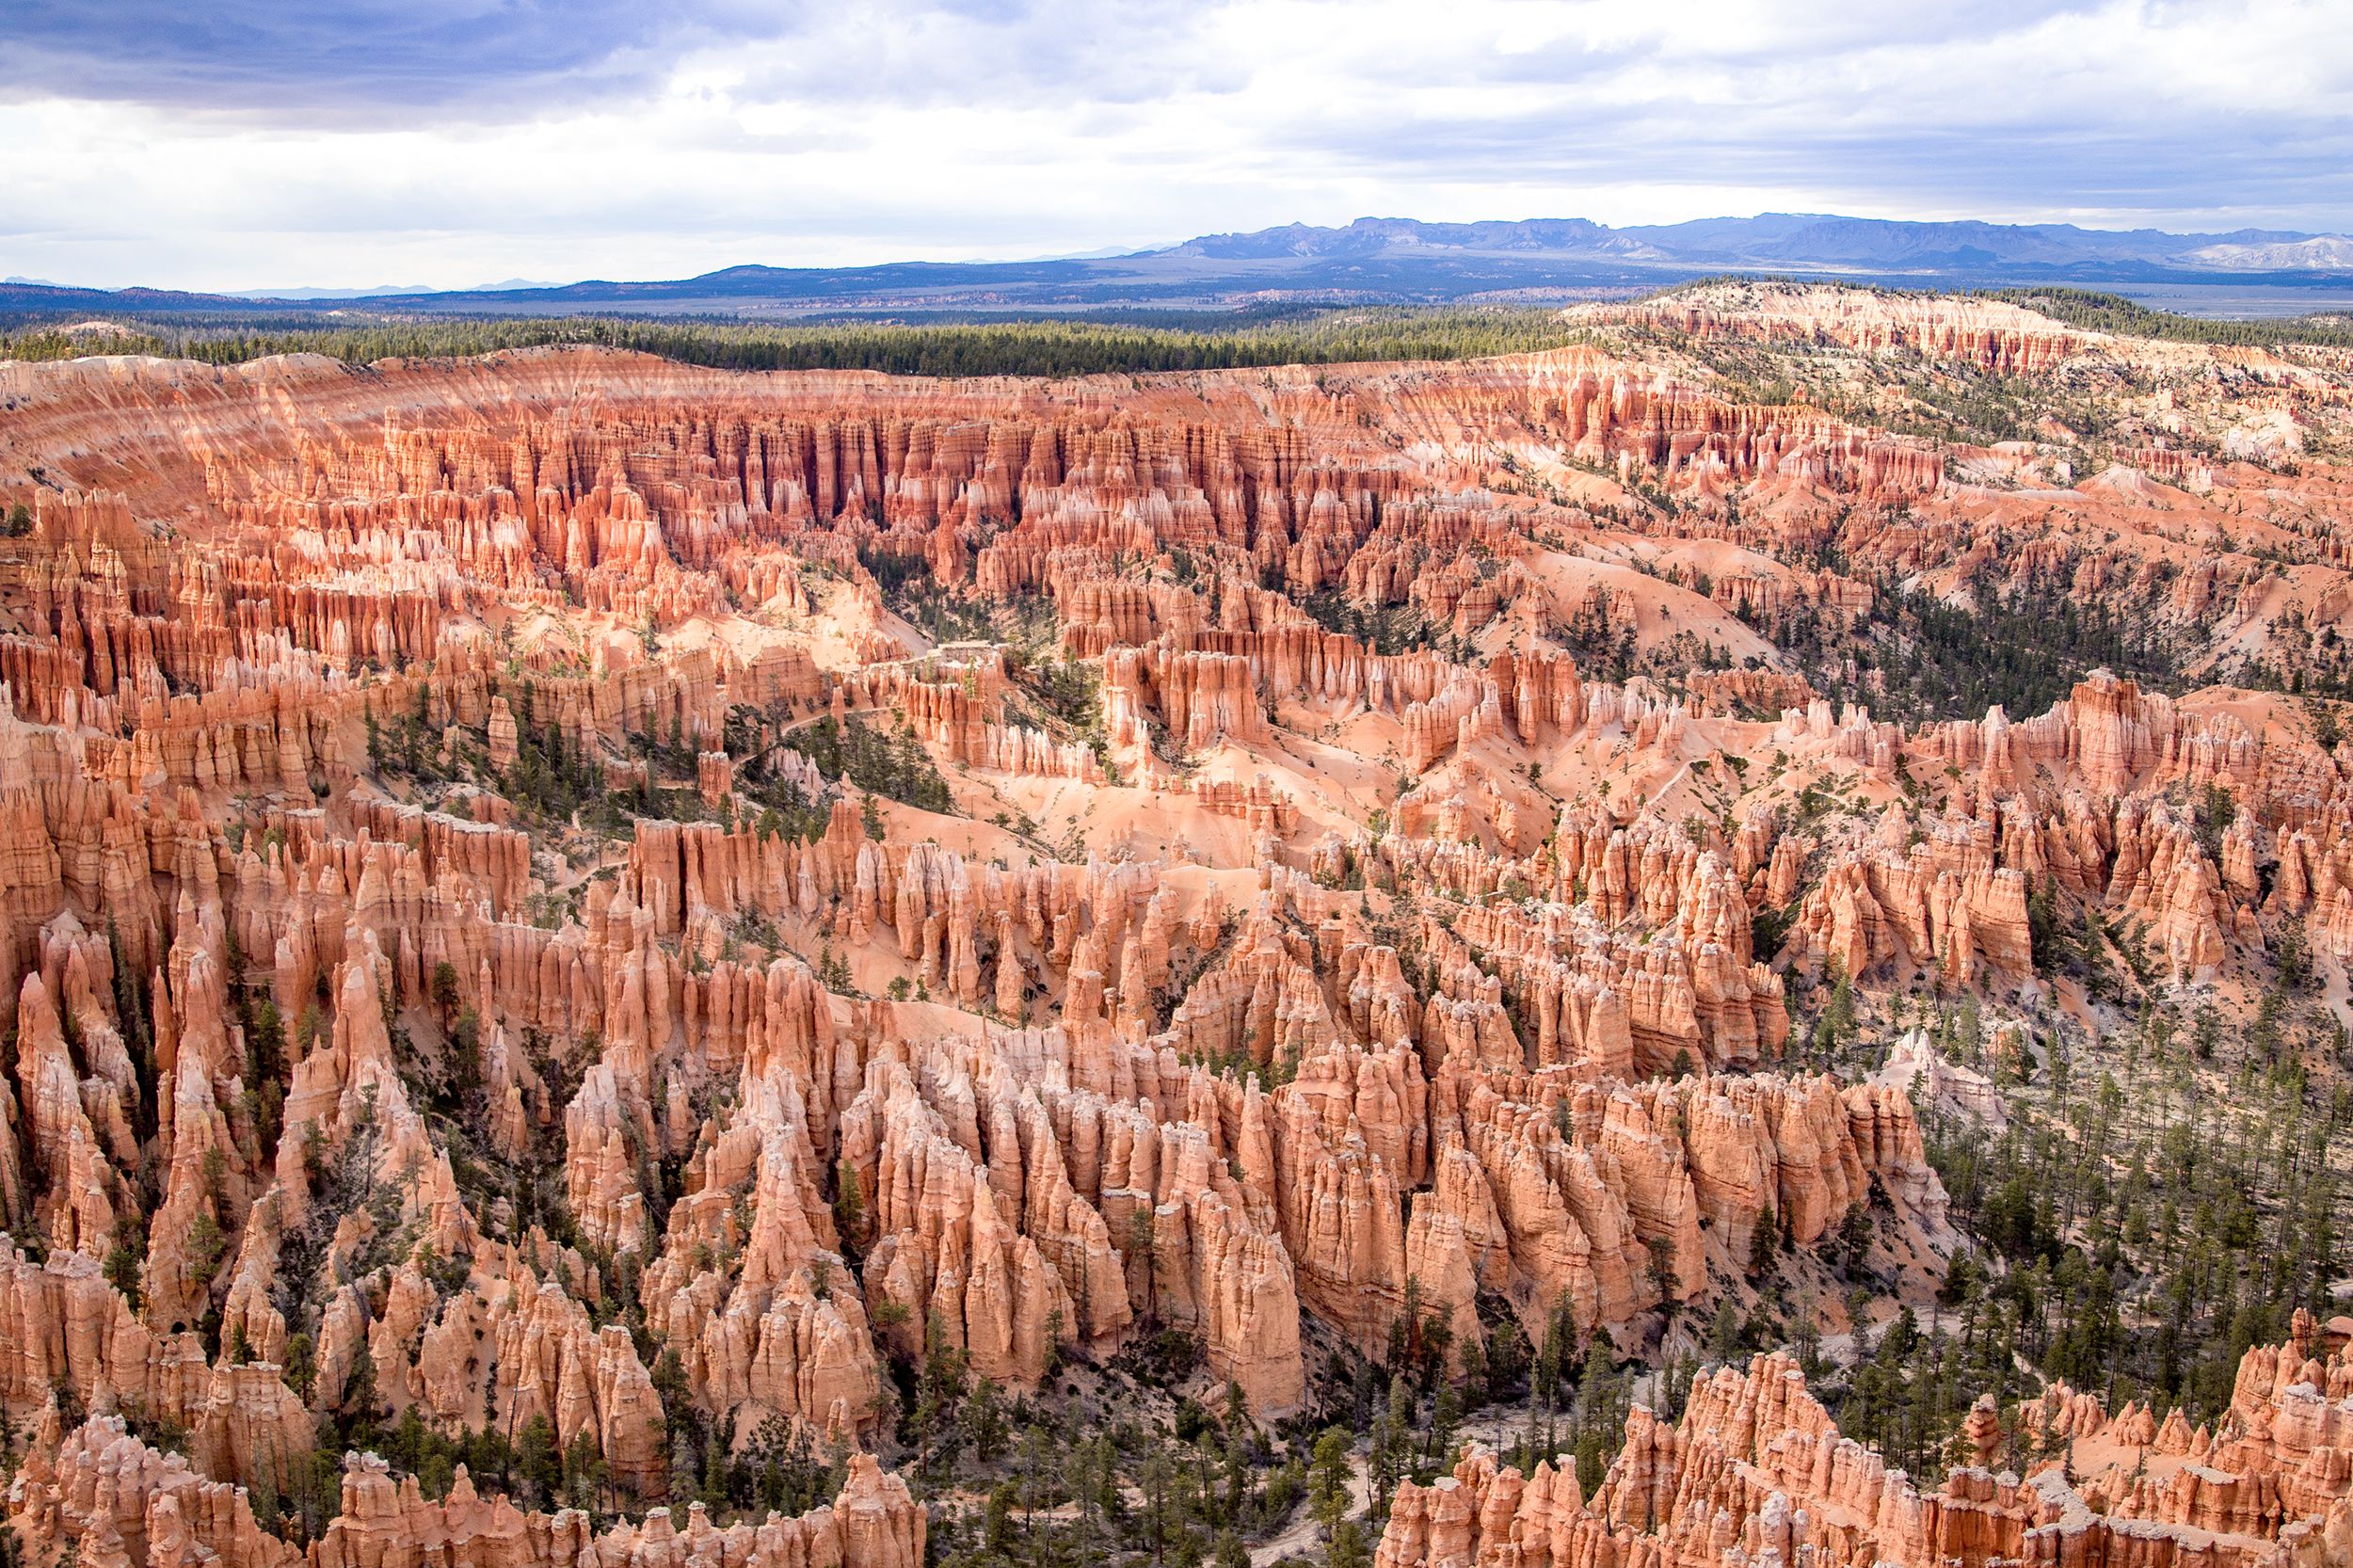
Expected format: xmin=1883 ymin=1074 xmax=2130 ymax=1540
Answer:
xmin=1251 ymin=1462 xmax=1373 ymax=1567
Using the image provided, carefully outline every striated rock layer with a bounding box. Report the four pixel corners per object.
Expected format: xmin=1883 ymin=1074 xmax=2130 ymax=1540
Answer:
xmin=3 ymin=285 xmax=2351 ymax=1566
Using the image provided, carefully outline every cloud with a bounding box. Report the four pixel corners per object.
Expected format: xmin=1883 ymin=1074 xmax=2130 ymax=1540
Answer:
xmin=1 ymin=0 xmax=2349 ymax=289
xmin=0 ymin=0 xmax=796 ymax=119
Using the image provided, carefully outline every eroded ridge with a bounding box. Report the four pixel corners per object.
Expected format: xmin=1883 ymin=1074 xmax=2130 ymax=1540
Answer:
xmin=0 ymin=284 xmax=2350 ymax=1568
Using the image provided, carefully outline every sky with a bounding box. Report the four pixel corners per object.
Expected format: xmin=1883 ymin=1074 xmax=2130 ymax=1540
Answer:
xmin=2 ymin=0 xmax=2349 ymax=292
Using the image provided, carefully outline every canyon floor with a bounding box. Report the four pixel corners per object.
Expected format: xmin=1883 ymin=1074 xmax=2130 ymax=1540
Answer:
xmin=0 ymin=281 xmax=2348 ymax=1568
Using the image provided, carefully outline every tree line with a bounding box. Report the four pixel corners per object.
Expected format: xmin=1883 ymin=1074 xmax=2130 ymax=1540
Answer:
xmin=0 ymin=306 xmax=1597 ymax=377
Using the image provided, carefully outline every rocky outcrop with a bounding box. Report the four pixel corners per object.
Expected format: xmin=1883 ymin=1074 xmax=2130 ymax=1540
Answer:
xmin=6 ymin=1414 xmax=921 ymax=1568
xmin=1377 ymin=1339 xmax=2353 ymax=1568
xmin=9 ymin=1415 xmax=302 ymax=1568
xmin=6 ymin=297 xmax=2351 ymax=1568
xmin=1597 ymin=285 xmax=2088 ymax=373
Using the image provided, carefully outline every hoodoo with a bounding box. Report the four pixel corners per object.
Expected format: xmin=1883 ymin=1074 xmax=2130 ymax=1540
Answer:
xmin=0 ymin=277 xmax=2350 ymax=1568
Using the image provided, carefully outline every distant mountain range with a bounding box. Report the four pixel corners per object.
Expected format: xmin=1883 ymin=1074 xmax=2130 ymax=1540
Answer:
xmin=216 ymin=279 xmax=560 ymax=301
xmin=1159 ymin=215 xmax=2353 ymax=277
xmin=8 ymin=214 xmax=2353 ymax=321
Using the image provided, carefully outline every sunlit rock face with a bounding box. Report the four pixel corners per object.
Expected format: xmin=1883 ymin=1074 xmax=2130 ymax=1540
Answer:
xmin=4 ymin=281 xmax=2353 ymax=1563
xmin=1377 ymin=1323 xmax=2353 ymax=1568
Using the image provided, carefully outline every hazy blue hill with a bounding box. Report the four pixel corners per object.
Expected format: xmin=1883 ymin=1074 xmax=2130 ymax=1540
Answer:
xmin=8 ymin=213 xmax=2352 ymax=325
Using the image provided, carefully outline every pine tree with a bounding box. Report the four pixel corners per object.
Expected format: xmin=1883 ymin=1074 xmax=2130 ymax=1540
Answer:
xmin=1309 ymin=1428 xmax=1353 ymax=1539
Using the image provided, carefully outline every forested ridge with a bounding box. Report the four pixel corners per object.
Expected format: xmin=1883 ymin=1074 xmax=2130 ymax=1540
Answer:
xmin=0 ymin=307 xmax=1599 ymax=376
